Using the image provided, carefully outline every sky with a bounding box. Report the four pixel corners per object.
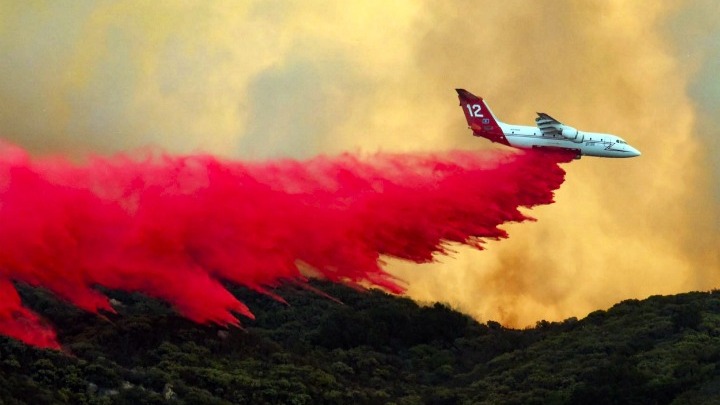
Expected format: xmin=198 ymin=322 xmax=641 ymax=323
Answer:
xmin=0 ymin=0 xmax=718 ymax=326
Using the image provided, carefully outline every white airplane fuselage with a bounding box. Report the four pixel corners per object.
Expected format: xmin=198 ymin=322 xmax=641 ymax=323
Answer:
xmin=496 ymin=123 xmax=640 ymax=158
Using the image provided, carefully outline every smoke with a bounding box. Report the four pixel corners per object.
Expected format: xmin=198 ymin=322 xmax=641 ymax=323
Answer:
xmin=664 ymin=0 xmax=720 ymax=199
xmin=0 ymin=143 xmax=572 ymax=348
xmin=389 ymin=0 xmax=720 ymax=325
xmin=0 ymin=1 xmax=717 ymax=329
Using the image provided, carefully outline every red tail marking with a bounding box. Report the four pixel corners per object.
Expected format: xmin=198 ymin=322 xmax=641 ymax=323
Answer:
xmin=456 ymin=89 xmax=509 ymax=146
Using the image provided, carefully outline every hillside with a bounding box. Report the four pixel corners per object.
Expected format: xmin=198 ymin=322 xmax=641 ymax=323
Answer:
xmin=1 ymin=282 xmax=720 ymax=404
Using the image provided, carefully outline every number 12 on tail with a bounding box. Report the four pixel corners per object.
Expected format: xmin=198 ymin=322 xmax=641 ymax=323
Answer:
xmin=466 ymin=104 xmax=483 ymax=118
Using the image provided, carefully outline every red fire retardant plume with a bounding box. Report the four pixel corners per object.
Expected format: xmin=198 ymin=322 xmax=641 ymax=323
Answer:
xmin=0 ymin=142 xmax=573 ymax=348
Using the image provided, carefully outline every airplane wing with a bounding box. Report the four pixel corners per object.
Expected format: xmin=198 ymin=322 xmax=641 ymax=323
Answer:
xmin=536 ymin=112 xmax=584 ymax=142
xmin=535 ymin=113 xmax=563 ymax=137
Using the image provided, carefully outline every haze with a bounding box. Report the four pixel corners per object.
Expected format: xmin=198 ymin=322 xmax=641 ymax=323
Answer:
xmin=1 ymin=1 xmax=717 ymax=326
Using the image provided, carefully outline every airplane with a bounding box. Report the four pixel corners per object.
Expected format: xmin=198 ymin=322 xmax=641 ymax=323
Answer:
xmin=456 ymin=89 xmax=641 ymax=159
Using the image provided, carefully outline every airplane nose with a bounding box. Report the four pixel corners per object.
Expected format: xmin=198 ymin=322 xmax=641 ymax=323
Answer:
xmin=630 ymin=147 xmax=641 ymax=157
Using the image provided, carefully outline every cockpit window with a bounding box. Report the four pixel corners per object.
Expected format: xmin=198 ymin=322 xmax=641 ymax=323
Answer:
xmin=616 ymin=139 xmax=626 ymax=144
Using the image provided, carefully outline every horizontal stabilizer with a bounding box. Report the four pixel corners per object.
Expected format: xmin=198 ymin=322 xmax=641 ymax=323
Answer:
xmin=456 ymin=89 xmax=481 ymax=101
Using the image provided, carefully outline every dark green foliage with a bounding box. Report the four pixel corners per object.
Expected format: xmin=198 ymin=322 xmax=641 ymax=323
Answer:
xmin=2 ymin=283 xmax=720 ymax=404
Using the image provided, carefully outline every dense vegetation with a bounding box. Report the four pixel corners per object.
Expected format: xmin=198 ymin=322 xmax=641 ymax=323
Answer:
xmin=2 ymin=282 xmax=720 ymax=404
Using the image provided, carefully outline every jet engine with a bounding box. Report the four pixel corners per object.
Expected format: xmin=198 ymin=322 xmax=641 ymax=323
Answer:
xmin=561 ymin=127 xmax=584 ymax=143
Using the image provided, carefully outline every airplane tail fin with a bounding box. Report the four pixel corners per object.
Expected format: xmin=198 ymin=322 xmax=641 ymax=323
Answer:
xmin=456 ymin=89 xmax=507 ymax=145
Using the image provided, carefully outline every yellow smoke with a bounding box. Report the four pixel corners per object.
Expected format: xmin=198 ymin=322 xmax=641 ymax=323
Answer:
xmin=390 ymin=0 xmax=720 ymax=325
xmin=0 ymin=1 xmax=717 ymax=326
